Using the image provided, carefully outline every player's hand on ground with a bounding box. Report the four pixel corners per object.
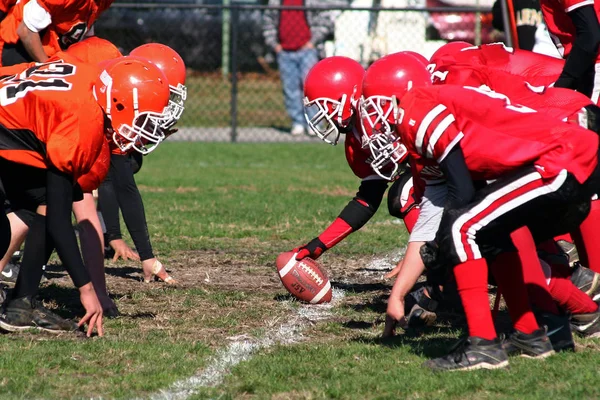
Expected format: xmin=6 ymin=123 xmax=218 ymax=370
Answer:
xmin=293 ymin=238 xmax=327 ymax=261
xmin=78 ymin=283 xmax=104 ymax=337
xmin=110 ymin=239 xmax=140 ymax=262
xmin=382 ymin=296 xmax=407 ymax=338
xmin=384 ymin=258 xmax=404 ymax=280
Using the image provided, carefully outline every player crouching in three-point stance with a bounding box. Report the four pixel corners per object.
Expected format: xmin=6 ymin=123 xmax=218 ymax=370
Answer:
xmin=0 ymin=53 xmax=170 ymax=336
xmin=287 ymin=55 xmax=438 ymax=325
xmin=360 ymin=53 xmax=600 ymax=371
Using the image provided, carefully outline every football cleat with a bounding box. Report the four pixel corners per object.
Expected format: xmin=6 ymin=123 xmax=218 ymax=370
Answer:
xmin=0 ymin=296 xmax=78 ymax=333
xmin=570 ymin=263 xmax=600 ymax=301
xmin=556 ymin=239 xmax=579 ymax=265
xmin=535 ymin=312 xmax=575 ymax=352
xmin=570 ymin=304 xmax=600 ymax=338
xmin=424 ymin=336 xmax=509 ymax=372
xmin=501 ymin=326 xmax=555 ymax=358
xmin=0 ymin=262 xmax=19 ymax=285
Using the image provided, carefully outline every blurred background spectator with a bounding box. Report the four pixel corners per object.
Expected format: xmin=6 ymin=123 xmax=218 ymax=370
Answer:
xmin=262 ymin=0 xmax=334 ymax=136
xmin=491 ymin=0 xmax=560 ymax=56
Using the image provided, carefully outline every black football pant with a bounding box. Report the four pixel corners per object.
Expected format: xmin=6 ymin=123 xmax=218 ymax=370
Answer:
xmin=97 ymin=153 xmax=154 ymax=261
xmin=432 ymin=166 xmax=596 ymax=270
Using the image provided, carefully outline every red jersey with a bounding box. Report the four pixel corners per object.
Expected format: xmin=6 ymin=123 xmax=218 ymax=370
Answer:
xmin=434 ymin=64 xmax=592 ymax=124
xmin=344 ymin=123 xmax=379 ymax=180
xmin=432 ymin=43 xmax=564 ymax=87
xmin=540 ymin=0 xmax=600 ymax=60
xmin=398 ymin=85 xmax=598 ymax=185
xmin=0 ymin=52 xmax=106 ymax=180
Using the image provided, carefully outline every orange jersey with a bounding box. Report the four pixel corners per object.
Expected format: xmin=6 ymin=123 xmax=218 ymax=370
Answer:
xmin=0 ymin=0 xmax=16 ymax=13
xmin=77 ymin=138 xmax=109 ymax=192
xmin=0 ymin=52 xmax=106 ymax=180
xmin=0 ymin=0 xmax=113 ymax=61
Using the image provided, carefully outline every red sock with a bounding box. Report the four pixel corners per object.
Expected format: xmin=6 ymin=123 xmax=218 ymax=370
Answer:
xmin=547 ymin=263 xmax=599 ymax=314
xmin=572 ymin=200 xmax=600 ymax=273
xmin=453 ymin=258 xmax=496 ymax=340
xmin=554 ymin=233 xmax=573 ymax=243
xmin=511 ymin=227 xmax=559 ymax=315
xmin=490 ymin=251 xmax=539 ymax=334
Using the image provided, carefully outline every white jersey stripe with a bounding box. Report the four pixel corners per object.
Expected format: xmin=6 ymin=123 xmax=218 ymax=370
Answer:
xmin=451 ymin=170 xmax=567 ymax=262
xmin=426 ymin=114 xmax=455 ymax=159
xmin=415 ymin=104 xmax=447 ymax=155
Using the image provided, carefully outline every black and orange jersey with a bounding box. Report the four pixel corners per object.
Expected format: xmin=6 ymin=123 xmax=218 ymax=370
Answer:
xmin=0 ymin=51 xmax=106 ymax=181
xmin=0 ymin=0 xmax=114 ymax=61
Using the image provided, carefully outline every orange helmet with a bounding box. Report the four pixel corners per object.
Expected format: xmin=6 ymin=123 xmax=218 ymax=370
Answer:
xmin=93 ymin=57 xmax=171 ymax=154
xmin=130 ymin=43 xmax=186 ymax=128
xmin=66 ymin=36 xmax=123 ymax=65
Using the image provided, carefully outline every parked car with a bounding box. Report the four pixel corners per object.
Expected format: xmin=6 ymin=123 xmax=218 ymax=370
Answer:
xmin=426 ymin=0 xmax=495 ymax=43
xmin=95 ymin=0 xmax=268 ymax=71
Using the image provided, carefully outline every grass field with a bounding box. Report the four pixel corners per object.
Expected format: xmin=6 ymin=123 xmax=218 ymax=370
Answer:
xmin=1 ymin=142 xmax=600 ymax=399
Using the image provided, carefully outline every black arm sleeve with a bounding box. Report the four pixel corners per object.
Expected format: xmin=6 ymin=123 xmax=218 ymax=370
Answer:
xmin=554 ymin=5 xmax=600 ymax=95
xmin=338 ymin=179 xmax=388 ymax=231
xmin=109 ymin=154 xmax=154 ymax=261
xmin=439 ymin=145 xmax=476 ymax=211
xmin=98 ymin=172 xmax=123 ymax=242
xmin=46 ymin=168 xmax=90 ymax=288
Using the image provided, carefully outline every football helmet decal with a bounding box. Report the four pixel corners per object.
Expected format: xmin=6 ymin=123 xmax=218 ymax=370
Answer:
xmin=303 ymin=56 xmax=365 ymax=145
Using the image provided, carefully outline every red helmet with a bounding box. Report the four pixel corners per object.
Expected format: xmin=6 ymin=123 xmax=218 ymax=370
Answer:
xmin=130 ymin=43 xmax=187 ymax=129
xmin=360 ymin=53 xmax=432 ymax=179
xmin=303 ymin=56 xmax=364 ymax=145
xmin=428 ymin=41 xmax=473 ymax=71
xmin=399 ymin=51 xmax=429 ymax=67
xmin=93 ymin=57 xmax=171 ymax=154
xmin=66 ymin=36 xmax=122 ymax=65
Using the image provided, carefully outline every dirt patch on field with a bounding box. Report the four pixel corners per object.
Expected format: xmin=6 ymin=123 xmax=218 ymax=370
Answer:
xmin=24 ymin=249 xmax=398 ymax=346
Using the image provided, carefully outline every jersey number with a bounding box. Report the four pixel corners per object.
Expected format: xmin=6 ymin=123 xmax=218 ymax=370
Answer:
xmin=463 ymin=85 xmax=536 ymax=114
xmin=0 ymin=61 xmax=76 ymax=106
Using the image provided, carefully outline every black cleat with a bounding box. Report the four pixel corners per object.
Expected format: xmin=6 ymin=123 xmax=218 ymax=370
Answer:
xmin=406 ymin=304 xmax=437 ymax=328
xmin=404 ymin=286 xmax=438 ymax=328
xmin=535 ymin=312 xmax=575 ymax=352
xmin=0 ymin=296 xmax=78 ymax=333
xmin=502 ymin=327 xmax=555 ymax=359
xmin=0 ymin=262 xmax=19 ymax=285
xmin=571 ymin=263 xmax=600 ymax=301
xmin=571 ymin=306 xmax=600 ymax=338
xmin=424 ymin=336 xmax=509 ymax=372
xmin=556 ymin=239 xmax=579 ymax=266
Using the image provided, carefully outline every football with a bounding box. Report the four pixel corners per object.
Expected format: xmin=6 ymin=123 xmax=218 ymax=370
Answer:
xmin=276 ymin=251 xmax=332 ymax=304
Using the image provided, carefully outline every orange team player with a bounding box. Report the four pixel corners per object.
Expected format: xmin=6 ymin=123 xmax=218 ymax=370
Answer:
xmin=95 ymin=43 xmax=186 ymax=284
xmin=0 ymin=36 xmax=123 ymax=317
xmin=0 ymin=53 xmax=170 ymax=337
xmin=0 ymin=0 xmax=113 ymax=66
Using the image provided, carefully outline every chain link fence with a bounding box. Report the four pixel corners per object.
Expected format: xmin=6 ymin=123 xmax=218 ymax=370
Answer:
xmin=96 ymin=1 xmax=494 ymax=142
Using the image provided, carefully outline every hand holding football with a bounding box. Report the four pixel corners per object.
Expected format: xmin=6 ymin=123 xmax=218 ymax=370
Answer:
xmin=276 ymin=251 xmax=332 ymax=304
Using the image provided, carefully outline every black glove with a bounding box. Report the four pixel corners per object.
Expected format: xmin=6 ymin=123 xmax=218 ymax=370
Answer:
xmin=420 ymin=240 xmax=450 ymax=287
xmin=293 ymin=237 xmax=328 ymax=261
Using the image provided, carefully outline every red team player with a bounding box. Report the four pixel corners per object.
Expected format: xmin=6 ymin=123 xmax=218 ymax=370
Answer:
xmin=361 ymin=53 xmax=600 ymax=371
xmin=0 ymin=54 xmax=170 ymax=336
xmin=428 ymin=42 xmax=566 ymax=88
xmin=540 ymin=0 xmax=600 ymax=100
xmin=428 ymin=42 xmax=600 ymax=278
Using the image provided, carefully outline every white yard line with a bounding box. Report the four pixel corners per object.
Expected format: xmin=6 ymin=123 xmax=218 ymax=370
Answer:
xmin=150 ymin=288 xmax=346 ymax=400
